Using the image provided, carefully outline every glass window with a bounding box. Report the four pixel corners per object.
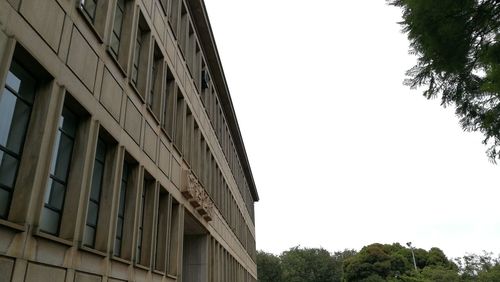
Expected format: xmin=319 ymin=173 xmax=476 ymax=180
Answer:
xmin=132 ymin=26 xmax=143 ymax=87
xmin=81 ymin=0 xmax=98 ymax=23
xmin=147 ymin=60 xmax=157 ymax=109
xmin=168 ymin=0 xmax=180 ymax=37
xmin=0 ymin=61 xmax=36 ymax=219
xmin=136 ymin=180 xmax=146 ymax=263
xmin=110 ymin=0 xmax=126 ymax=57
xmin=40 ymin=107 xmax=78 ymax=235
xmin=83 ymin=138 xmax=106 ymax=248
xmin=162 ymin=68 xmax=176 ymax=137
xmin=114 ymin=161 xmax=129 ymax=257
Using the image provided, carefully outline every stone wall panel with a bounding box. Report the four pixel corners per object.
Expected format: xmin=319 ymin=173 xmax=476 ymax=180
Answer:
xmin=67 ymin=27 xmax=98 ymax=91
xmin=19 ymin=0 xmax=65 ymax=52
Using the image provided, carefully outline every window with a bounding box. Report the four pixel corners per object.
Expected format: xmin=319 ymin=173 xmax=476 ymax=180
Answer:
xmin=112 ymin=155 xmax=138 ymax=261
xmin=168 ymin=0 xmax=180 ymax=38
xmin=80 ymin=0 xmax=98 ymax=23
xmin=40 ymin=107 xmax=78 ymax=235
xmin=193 ymin=45 xmax=202 ymax=90
xmin=192 ymin=123 xmax=201 ymax=178
xmin=201 ymin=63 xmax=210 ymax=92
xmin=174 ymin=90 xmax=185 ymax=152
xmin=0 ymin=61 xmax=36 ymax=219
xmin=162 ymin=67 xmax=176 ymax=139
xmin=136 ymin=173 xmax=155 ymax=266
xmin=107 ymin=0 xmax=134 ymax=74
xmin=83 ymin=137 xmax=107 ymax=248
xmin=178 ymin=4 xmax=188 ymax=55
xmin=131 ymin=14 xmax=151 ymax=100
xmin=131 ymin=25 xmax=143 ymax=87
xmin=186 ymin=25 xmax=195 ymax=71
xmin=148 ymin=44 xmax=164 ymax=120
xmin=155 ymin=188 xmax=171 ymax=272
xmin=110 ymin=0 xmax=126 ymax=57
xmin=168 ymin=200 xmax=182 ymax=276
xmin=114 ymin=161 xmax=129 ymax=257
xmin=78 ymin=0 xmax=108 ymax=39
xmin=136 ymin=179 xmax=145 ymax=262
xmin=184 ymin=109 xmax=193 ymax=162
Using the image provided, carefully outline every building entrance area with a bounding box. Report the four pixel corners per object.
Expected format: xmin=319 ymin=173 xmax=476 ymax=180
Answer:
xmin=182 ymin=213 xmax=208 ymax=282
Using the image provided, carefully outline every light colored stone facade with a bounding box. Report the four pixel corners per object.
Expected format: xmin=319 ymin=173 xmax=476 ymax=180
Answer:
xmin=0 ymin=0 xmax=258 ymax=281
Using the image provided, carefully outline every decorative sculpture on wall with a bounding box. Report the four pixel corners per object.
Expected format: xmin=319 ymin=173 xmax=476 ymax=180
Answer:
xmin=181 ymin=169 xmax=214 ymax=222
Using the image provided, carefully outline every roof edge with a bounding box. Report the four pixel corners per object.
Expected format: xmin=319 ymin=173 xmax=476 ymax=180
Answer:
xmin=187 ymin=0 xmax=259 ymax=202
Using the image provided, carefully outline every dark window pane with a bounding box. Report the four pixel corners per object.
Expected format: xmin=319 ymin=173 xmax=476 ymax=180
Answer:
xmin=40 ymin=106 xmax=77 ymax=237
xmin=113 ymin=8 xmax=123 ymax=35
xmin=131 ymin=67 xmax=138 ymax=85
xmin=40 ymin=207 xmax=60 ymax=235
xmin=16 ymin=78 xmax=36 ymax=104
xmin=5 ymin=98 xmax=31 ymax=154
xmin=132 ymin=28 xmax=142 ymax=85
xmin=48 ymin=130 xmax=61 ymax=176
xmin=95 ymin=139 xmax=106 ymax=162
xmin=48 ymin=180 xmax=65 ymax=210
xmin=110 ymin=34 xmax=120 ymax=56
xmin=116 ymin=217 xmax=123 ymax=237
xmin=122 ymin=162 xmax=129 ymax=181
xmin=9 ymin=62 xmax=36 ymax=103
xmin=90 ymin=162 xmax=103 ymax=201
xmin=86 ymin=201 xmax=99 ymax=226
xmin=0 ymin=188 xmax=10 ymax=218
xmin=0 ymin=152 xmax=18 ymax=188
xmin=83 ymin=225 xmax=96 ymax=247
xmin=5 ymin=71 xmax=21 ymax=93
xmin=118 ymin=186 xmax=126 ymax=216
xmin=53 ymin=134 xmax=74 ymax=180
xmin=114 ymin=238 xmax=122 ymax=257
xmin=0 ymin=89 xmax=17 ymax=148
xmin=61 ymin=108 xmax=78 ymax=137
xmin=137 ymin=229 xmax=142 ymax=249
xmin=117 ymin=0 xmax=125 ymax=9
xmin=82 ymin=0 xmax=97 ymax=22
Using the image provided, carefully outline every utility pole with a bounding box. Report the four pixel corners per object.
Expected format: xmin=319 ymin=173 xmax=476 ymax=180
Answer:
xmin=406 ymin=242 xmax=418 ymax=271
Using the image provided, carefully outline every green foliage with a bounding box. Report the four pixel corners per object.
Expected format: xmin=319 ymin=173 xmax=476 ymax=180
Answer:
xmin=454 ymin=251 xmax=500 ymax=280
xmin=257 ymin=245 xmax=500 ymax=282
xmin=256 ymin=247 xmax=356 ymax=282
xmin=478 ymin=264 xmax=500 ymax=281
xmin=420 ymin=266 xmax=461 ymax=282
xmin=256 ymin=251 xmax=283 ymax=282
xmin=388 ymin=0 xmax=500 ymax=162
xmin=343 ymin=243 xmax=457 ymax=281
xmin=280 ymin=247 xmax=348 ymax=282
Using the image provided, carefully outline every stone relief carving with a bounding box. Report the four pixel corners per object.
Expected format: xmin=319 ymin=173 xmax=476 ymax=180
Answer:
xmin=181 ymin=169 xmax=214 ymax=222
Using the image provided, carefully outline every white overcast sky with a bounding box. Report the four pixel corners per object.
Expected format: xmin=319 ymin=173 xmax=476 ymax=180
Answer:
xmin=203 ymin=0 xmax=500 ymax=259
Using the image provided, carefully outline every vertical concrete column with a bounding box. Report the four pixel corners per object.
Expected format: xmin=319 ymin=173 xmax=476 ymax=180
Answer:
xmin=106 ymin=145 xmax=126 ymax=254
xmin=0 ymin=28 xmax=15 ymax=91
xmin=62 ymin=118 xmax=100 ymax=243
xmin=12 ymin=82 xmax=65 ymax=226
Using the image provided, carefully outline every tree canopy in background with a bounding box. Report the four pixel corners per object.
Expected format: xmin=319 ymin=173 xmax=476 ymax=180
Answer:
xmin=257 ymin=247 xmax=355 ymax=282
xmin=343 ymin=243 xmax=456 ymax=281
xmin=388 ymin=0 xmax=500 ymax=162
xmin=257 ymin=251 xmax=283 ymax=282
xmin=257 ymin=244 xmax=500 ymax=282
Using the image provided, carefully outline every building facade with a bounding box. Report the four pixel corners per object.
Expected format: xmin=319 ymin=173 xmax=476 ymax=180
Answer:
xmin=0 ymin=0 xmax=258 ymax=281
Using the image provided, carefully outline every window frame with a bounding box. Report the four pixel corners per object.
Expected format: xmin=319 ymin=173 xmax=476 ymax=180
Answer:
xmin=39 ymin=106 xmax=79 ymax=236
xmin=77 ymin=0 xmax=109 ymax=41
xmin=0 ymin=60 xmax=37 ymax=220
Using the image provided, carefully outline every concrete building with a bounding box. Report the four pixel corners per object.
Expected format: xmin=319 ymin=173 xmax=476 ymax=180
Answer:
xmin=0 ymin=0 xmax=258 ymax=281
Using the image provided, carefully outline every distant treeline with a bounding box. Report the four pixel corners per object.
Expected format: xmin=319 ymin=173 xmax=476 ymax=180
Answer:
xmin=257 ymin=243 xmax=500 ymax=282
